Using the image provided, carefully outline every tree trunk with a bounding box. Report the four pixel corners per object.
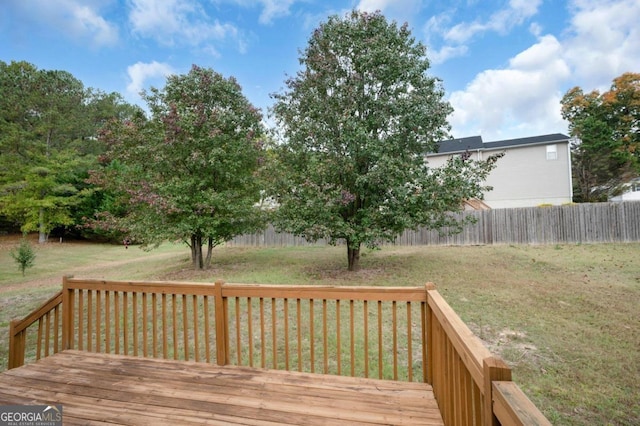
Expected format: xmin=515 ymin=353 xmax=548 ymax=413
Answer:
xmin=38 ymin=208 xmax=47 ymax=244
xmin=190 ymin=235 xmax=197 ymax=265
xmin=204 ymin=237 xmax=214 ymax=268
xmin=190 ymin=234 xmax=204 ymax=270
xmin=347 ymin=243 xmax=361 ymax=272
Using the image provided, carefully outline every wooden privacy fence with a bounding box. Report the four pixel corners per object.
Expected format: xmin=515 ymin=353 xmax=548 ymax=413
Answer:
xmin=229 ymin=201 xmax=640 ymax=246
xmin=8 ymin=277 xmax=550 ymax=425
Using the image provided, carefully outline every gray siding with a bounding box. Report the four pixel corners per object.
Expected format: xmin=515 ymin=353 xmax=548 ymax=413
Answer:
xmin=426 ymin=142 xmax=572 ymax=208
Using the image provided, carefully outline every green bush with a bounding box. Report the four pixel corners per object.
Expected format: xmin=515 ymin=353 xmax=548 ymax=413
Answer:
xmin=11 ymin=236 xmax=36 ymax=276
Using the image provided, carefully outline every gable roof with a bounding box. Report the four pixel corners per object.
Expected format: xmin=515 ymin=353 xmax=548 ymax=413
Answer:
xmin=434 ymin=133 xmax=570 ymax=155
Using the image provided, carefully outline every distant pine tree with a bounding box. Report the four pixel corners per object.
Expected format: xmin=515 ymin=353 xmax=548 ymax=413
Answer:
xmin=11 ymin=236 xmax=36 ymax=276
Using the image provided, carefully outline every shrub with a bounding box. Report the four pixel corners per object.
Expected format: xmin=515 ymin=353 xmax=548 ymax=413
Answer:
xmin=11 ymin=236 xmax=36 ymax=276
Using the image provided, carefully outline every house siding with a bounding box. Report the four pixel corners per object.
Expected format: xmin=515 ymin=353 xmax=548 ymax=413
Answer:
xmin=426 ymin=135 xmax=572 ymax=209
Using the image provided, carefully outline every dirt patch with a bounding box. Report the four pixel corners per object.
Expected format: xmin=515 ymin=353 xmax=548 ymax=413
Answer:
xmin=468 ymin=324 xmax=540 ymax=368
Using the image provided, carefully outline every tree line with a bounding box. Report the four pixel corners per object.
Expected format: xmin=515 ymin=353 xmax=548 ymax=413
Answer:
xmin=1 ymin=10 xmax=638 ymax=270
xmin=0 ymin=60 xmax=141 ymax=243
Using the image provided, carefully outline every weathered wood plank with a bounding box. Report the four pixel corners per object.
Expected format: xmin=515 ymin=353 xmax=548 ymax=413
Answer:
xmin=222 ymin=284 xmax=428 ymax=302
xmin=0 ymin=384 xmax=294 ymax=426
xmin=427 ymin=289 xmax=492 ymax=390
xmin=493 ymin=381 xmax=552 ymax=426
xmin=0 ymin=351 xmax=443 ymax=425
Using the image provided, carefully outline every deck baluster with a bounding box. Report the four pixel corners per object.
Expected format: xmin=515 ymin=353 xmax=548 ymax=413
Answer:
xmin=6 ymin=278 xmax=551 ymax=425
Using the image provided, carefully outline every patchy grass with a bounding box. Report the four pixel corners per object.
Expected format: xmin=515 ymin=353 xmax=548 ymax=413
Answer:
xmin=1 ymin=236 xmax=638 ymax=425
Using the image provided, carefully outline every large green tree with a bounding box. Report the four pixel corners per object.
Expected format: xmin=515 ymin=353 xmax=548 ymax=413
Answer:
xmin=561 ymin=72 xmax=640 ymax=202
xmin=0 ymin=61 xmax=118 ymax=241
xmin=92 ymin=65 xmax=266 ymax=269
xmin=0 ymin=61 xmax=140 ymax=240
xmin=270 ymin=11 xmax=501 ymax=271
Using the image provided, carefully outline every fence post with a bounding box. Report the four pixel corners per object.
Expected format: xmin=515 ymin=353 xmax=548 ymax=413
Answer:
xmin=424 ymin=282 xmax=436 ymax=384
xmin=8 ymin=320 xmax=25 ymax=369
xmin=214 ymin=280 xmax=228 ymax=365
xmin=483 ymin=356 xmax=512 ymax=426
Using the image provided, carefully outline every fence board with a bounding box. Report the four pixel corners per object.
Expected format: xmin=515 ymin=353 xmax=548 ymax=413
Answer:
xmin=229 ymin=202 xmax=640 ymax=247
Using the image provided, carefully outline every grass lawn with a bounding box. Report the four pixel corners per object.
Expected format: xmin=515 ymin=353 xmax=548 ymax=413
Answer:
xmin=1 ymin=235 xmax=638 ymax=425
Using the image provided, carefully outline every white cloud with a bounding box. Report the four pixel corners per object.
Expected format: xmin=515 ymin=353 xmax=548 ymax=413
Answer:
xmin=446 ymin=0 xmax=640 ymax=140
xmin=444 ymin=0 xmax=542 ymax=44
xmin=509 ymin=35 xmax=564 ymax=70
xmin=423 ymin=12 xmax=450 ymax=39
xmin=448 ymin=35 xmax=570 ymax=140
xmin=424 ymin=1 xmax=542 ymax=65
xmin=529 ymin=22 xmax=543 ymax=37
xmin=430 ymin=45 xmax=468 ymax=65
xmin=563 ymin=0 xmax=640 ymax=90
xmin=126 ymin=61 xmax=175 ymax=99
xmin=67 ymin=3 xmax=119 ymax=46
xmin=258 ymin=0 xmax=296 ymax=24
xmin=208 ymin=0 xmax=297 ymax=25
xmin=356 ymin=0 xmax=423 ymax=24
xmin=10 ymin=0 xmax=118 ymax=47
xmin=357 ymin=0 xmax=398 ymax=12
xmin=128 ymin=0 xmax=239 ymax=47
xmin=423 ymin=13 xmax=467 ymax=64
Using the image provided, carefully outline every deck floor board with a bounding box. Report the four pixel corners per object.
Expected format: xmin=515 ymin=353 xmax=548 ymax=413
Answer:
xmin=0 ymin=351 xmax=444 ymax=425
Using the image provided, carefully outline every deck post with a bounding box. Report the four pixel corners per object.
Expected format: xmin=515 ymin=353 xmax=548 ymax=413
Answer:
xmin=8 ymin=320 xmax=25 ymax=369
xmin=483 ymin=356 xmax=512 ymax=426
xmin=424 ymin=282 xmax=436 ymax=384
xmin=61 ymin=275 xmax=75 ymax=350
xmin=214 ymin=280 xmax=228 ymax=365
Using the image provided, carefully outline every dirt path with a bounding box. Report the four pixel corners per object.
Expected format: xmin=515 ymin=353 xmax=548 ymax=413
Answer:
xmin=0 ymin=251 xmax=182 ymax=295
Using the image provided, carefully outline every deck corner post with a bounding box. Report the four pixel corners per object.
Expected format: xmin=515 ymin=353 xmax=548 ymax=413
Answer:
xmin=483 ymin=356 xmax=512 ymax=426
xmin=214 ymin=280 xmax=228 ymax=365
xmin=62 ymin=275 xmax=75 ymax=350
xmin=424 ymin=283 xmax=436 ymax=384
xmin=8 ymin=319 xmax=25 ymax=369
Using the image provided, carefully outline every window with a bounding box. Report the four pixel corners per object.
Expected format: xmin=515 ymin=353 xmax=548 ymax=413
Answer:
xmin=546 ymin=144 xmax=557 ymax=160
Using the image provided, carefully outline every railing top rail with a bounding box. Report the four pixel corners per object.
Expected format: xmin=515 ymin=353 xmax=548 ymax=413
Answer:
xmin=63 ymin=277 xmax=217 ymax=296
xmin=222 ymin=283 xmax=428 ymax=301
xmin=11 ymin=291 xmax=63 ymax=335
xmin=427 ymin=287 xmax=493 ymax=391
xmin=63 ymin=278 xmax=428 ymax=302
xmin=493 ymin=381 xmax=552 ymax=426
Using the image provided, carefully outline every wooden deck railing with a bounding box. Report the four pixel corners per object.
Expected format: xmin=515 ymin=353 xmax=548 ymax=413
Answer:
xmin=8 ymin=291 xmax=63 ymax=369
xmin=7 ymin=276 xmax=550 ymax=425
xmin=425 ymin=284 xmax=550 ymax=426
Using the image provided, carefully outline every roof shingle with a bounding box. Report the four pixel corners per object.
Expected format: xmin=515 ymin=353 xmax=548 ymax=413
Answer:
xmin=433 ymin=133 xmax=570 ymax=154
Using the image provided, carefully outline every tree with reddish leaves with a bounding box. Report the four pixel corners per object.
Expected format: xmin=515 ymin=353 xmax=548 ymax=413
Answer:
xmin=561 ymin=72 xmax=640 ymax=202
xmin=92 ymin=65 xmax=266 ymax=269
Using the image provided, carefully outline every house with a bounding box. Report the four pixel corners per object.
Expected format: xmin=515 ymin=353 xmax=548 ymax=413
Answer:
xmin=610 ymin=177 xmax=640 ymax=202
xmin=426 ymin=133 xmax=573 ymax=209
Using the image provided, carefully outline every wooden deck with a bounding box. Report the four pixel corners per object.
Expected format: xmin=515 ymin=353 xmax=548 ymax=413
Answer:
xmin=6 ymin=279 xmax=552 ymax=425
xmin=0 ymin=350 xmax=444 ymax=425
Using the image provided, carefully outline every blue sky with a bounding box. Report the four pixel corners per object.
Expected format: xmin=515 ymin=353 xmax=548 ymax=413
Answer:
xmin=2 ymin=0 xmax=638 ymax=141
